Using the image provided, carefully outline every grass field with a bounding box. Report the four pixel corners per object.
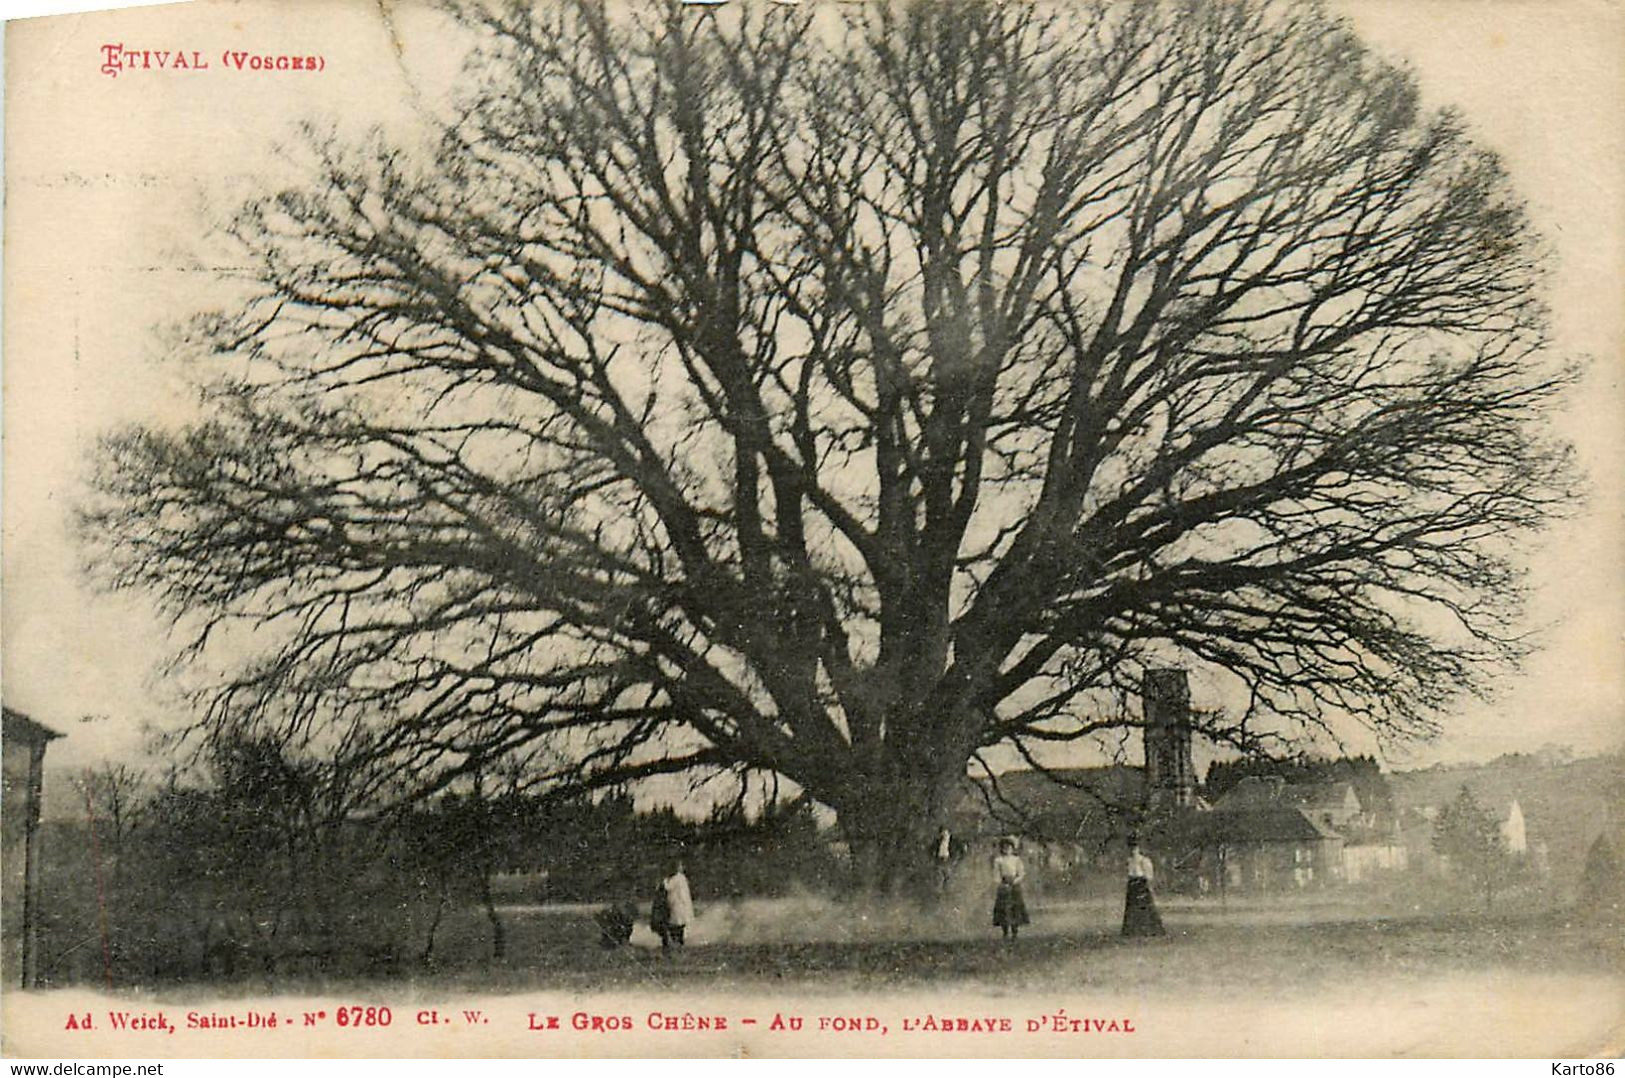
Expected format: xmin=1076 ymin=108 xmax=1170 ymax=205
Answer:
xmin=22 ymin=894 xmax=1620 ymax=1057
xmin=184 ymin=891 xmax=1622 ymax=998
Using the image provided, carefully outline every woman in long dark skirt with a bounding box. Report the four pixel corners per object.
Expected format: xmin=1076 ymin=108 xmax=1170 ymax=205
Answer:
xmin=992 ymin=837 xmax=1031 ymax=941
xmin=1122 ymin=841 xmax=1165 ymax=938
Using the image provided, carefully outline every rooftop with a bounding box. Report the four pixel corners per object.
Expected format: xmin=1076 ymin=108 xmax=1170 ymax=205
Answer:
xmin=3 ymin=706 xmax=63 ymax=746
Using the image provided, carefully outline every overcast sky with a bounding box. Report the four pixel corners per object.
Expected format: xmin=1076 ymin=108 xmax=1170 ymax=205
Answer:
xmin=3 ymin=0 xmax=1621 ymax=795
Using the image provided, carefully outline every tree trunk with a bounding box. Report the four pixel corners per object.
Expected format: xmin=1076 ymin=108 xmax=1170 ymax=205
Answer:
xmin=479 ymin=867 xmax=505 ymax=960
xmin=420 ymin=891 xmax=446 ymax=968
xmin=836 ymin=767 xmax=958 ymax=897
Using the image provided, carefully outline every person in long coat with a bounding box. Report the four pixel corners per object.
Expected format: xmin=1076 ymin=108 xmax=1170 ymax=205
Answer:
xmin=1121 ymin=840 xmax=1165 ymax=938
xmin=648 ymin=873 xmax=672 ymax=947
xmin=991 ymin=837 xmax=1031 ymax=940
xmin=659 ymin=858 xmax=694 ymax=949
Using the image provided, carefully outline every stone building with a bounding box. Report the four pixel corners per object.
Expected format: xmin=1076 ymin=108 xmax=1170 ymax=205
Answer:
xmin=3 ymin=707 xmax=62 ymax=987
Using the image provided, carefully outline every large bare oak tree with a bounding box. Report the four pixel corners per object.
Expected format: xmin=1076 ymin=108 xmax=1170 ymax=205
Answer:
xmin=83 ymin=0 xmax=1575 ymax=887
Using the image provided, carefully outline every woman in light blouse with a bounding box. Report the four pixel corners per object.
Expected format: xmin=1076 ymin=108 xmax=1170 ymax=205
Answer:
xmin=992 ymin=837 xmax=1031 ymax=940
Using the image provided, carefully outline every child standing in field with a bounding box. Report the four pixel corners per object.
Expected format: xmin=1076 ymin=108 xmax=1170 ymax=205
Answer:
xmin=1121 ymin=840 xmax=1165 ymax=938
xmin=992 ymin=837 xmax=1030 ymax=941
xmin=933 ymin=826 xmax=955 ymax=894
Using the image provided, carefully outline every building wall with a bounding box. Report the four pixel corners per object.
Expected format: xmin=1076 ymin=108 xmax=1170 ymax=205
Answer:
xmin=1343 ymin=842 xmax=1409 ymax=883
xmin=1311 ymin=788 xmax=1364 ymax=833
xmin=2 ymin=742 xmax=44 ymax=985
xmin=1181 ymin=837 xmax=1344 ymax=892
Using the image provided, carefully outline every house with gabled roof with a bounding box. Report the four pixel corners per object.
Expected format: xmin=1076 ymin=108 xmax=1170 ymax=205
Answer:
xmin=1147 ymin=802 xmax=1347 ymax=893
xmin=1204 ymin=774 xmax=1407 ymax=885
xmin=945 ymin=764 xmax=1144 ymax=846
xmin=1214 ymin=777 xmax=1363 ymax=831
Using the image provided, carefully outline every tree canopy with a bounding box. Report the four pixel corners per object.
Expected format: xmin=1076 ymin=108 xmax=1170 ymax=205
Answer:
xmin=82 ymin=0 xmax=1575 ymax=882
xmin=1432 ymin=784 xmax=1515 ymax=905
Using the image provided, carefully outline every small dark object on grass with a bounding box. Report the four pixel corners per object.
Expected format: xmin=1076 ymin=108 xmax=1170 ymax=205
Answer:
xmin=595 ymin=902 xmax=637 ymax=949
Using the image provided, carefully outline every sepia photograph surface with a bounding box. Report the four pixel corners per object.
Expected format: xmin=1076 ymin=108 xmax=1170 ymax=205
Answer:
xmin=2 ymin=0 xmax=1622 ymax=1059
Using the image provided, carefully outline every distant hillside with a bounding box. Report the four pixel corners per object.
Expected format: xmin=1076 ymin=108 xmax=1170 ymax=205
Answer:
xmin=1388 ymin=751 xmax=1625 ymax=888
